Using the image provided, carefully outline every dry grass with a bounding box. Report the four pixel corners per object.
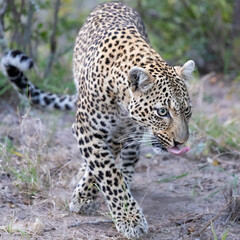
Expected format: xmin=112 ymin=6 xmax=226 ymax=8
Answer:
xmin=0 ymin=74 xmax=240 ymax=239
xmin=223 ymin=187 xmax=240 ymax=222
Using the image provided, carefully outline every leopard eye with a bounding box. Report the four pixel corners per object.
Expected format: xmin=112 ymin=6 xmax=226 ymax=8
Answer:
xmin=185 ymin=106 xmax=191 ymax=116
xmin=156 ymin=107 xmax=168 ymax=117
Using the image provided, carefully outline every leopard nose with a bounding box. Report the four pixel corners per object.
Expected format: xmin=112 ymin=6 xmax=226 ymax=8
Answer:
xmin=174 ymin=140 xmax=184 ymax=147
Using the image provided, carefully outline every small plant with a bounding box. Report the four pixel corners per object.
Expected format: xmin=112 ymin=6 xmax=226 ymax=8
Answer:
xmin=190 ymin=113 xmax=240 ymax=156
xmin=8 ymin=156 xmax=40 ymax=196
xmin=157 ymin=172 xmax=189 ymax=183
xmin=4 ymin=220 xmax=31 ymax=239
xmin=0 ymin=74 xmax=11 ymax=97
xmin=0 ymin=126 xmax=45 ymax=198
xmin=211 ymin=221 xmax=229 ymax=240
xmin=6 ymin=222 xmax=13 ymax=235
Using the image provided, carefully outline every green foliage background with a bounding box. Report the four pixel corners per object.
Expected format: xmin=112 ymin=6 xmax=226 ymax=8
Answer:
xmin=1 ymin=0 xmax=239 ymax=76
xmin=137 ymin=0 xmax=236 ymax=73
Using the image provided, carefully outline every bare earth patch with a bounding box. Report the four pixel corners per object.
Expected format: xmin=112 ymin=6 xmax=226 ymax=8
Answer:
xmin=0 ymin=77 xmax=240 ymax=239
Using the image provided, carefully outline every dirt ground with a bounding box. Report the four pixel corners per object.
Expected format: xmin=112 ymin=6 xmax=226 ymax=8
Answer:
xmin=0 ymin=76 xmax=240 ymax=240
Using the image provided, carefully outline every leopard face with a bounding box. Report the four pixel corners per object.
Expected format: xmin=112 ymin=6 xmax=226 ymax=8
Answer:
xmin=128 ymin=60 xmax=195 ymax=152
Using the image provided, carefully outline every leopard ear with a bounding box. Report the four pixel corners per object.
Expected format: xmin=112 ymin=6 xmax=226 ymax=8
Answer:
xmin=175 ymin=60 xmax=195 ymax=81
xmin=129 ymin=67 xmax=153 ymax=92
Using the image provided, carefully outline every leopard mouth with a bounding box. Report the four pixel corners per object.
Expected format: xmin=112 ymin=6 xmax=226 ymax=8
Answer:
xmin=167 ymin=146 xmax=190 ymax=155
xmin=151 ymin=137 xmax=190 ymax=155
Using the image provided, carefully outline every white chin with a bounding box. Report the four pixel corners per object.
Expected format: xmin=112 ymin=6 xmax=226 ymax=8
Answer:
xmin=152 ymin=146 xmax=165 ymax=155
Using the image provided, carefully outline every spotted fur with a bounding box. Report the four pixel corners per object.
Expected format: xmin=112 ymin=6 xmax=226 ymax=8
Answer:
xmin=1 ymin=2 xmax=195 ymax=239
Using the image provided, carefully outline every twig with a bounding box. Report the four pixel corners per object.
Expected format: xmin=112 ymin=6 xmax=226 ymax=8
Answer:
xmin=44 ymin=0 xmax=61 ymax=77
xmin=43 ymin=227 xmax=56 ymax=232
xmin=23 ymin=1 xmax=35 ymax=55
xmin=212 ymin=151 xmax=240 ymax=161
xmin=193 ymin=197 xmax=233 ymax=237
xmin=51 ymin=160 xmax=72 ymax=175
xmin=139 ymin=191 xmax=148 ymax=207
xmin=170 ymin=213 xmax=205 ymax=223
xmin=67 ymin=219 xmax=113 ymax=228
xmin=0 ymin=0 xmax=8 ymax=53
xmin=9 ymin=0 xmax=23 ymax=48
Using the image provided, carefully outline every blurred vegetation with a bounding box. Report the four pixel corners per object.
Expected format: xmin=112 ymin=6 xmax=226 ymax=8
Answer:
xmin=135 ymin=0 xmax=239 ymax=74
xmin=0 ymin=0 xmax=239 ymax=77
xmin=190 ymin=113 xmax=240 ymax=156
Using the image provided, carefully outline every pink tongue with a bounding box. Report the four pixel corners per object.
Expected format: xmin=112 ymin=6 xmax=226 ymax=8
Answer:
xmin=168 ymin=146 xmax=190 ymax=155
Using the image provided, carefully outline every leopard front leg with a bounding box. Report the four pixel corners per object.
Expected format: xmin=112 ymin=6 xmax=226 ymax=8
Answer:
xmin=69 ymin=124 xmax=100 ymax=215
xmin=73 ymin=125 xmax=148 ymax=239
xmin=89 ymin=140 xmax=147 ymax=238
xmin=69 ymin=163 xmax=99 ymax=215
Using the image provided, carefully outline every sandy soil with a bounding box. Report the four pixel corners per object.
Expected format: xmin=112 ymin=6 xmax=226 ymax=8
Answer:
xmin=0 ymin=76 xmax=240 ymax=240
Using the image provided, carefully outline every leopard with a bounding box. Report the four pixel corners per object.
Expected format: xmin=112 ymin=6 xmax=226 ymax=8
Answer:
xmin=1 ymin=1 xmax=195 ymax=239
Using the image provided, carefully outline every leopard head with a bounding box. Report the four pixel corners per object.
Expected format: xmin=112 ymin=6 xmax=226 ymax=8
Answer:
xmin=128 ymin=60 xmax=195 ymax=155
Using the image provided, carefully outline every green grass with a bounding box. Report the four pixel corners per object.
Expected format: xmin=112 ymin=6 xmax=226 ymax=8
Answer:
xmin=157 ymin=172 xmax=189 ymax=183
xmin=5 ymin=159 xmax=40 ymax=196
xmin=211 ymin=221 xmax=229 ymax=240
xmin=189 ymin=113 xmax=240 ymax=156
xmin=9 ymin=158 xmax=38 ymax=192
xmin=2 ymin=218 xmax=31 ymax=239
xmin=0 ymin=75 xmax=11 ymax=96
xmin=0 ymin=135 xmax=44 ymax=197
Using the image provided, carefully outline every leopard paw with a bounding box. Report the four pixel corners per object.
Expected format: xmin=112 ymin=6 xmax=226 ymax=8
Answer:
xmin=114 ymin=208 xmax=148 ymax=239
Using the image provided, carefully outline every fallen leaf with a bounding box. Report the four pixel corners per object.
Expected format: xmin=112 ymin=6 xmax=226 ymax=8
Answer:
xmin=145 ymin=153 xmax=152 ymax=158
xmin=11 ymin=150 xmax=25 ymax=158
